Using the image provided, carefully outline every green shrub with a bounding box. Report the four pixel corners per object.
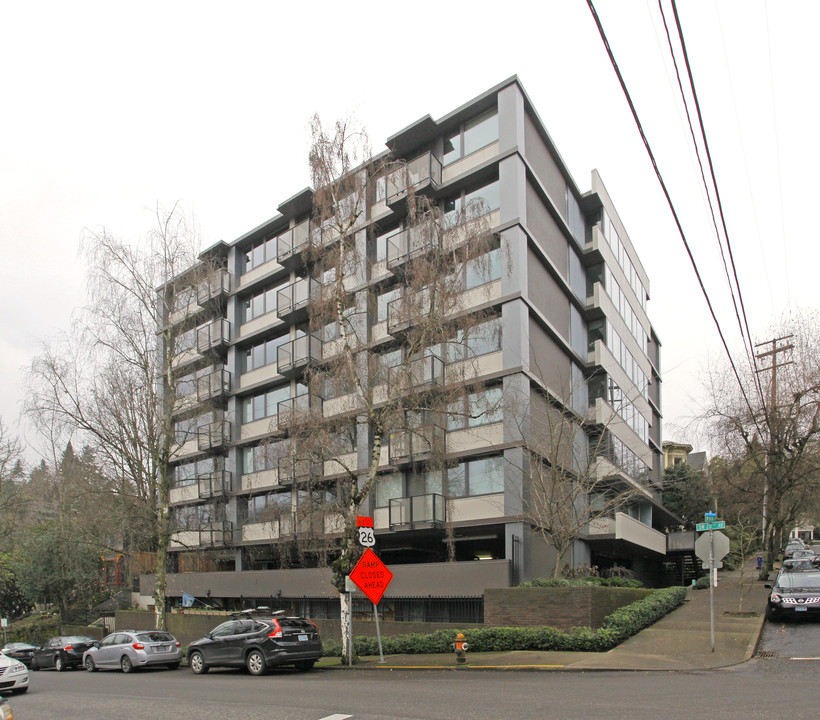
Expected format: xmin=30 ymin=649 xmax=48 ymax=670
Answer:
xmin=694 ymin=575 xmax=711 ymax=590
xmin=519 ymin=577 xmax=643 ymax=589
xmin=322 ymin=585 xmax=687 ymax=657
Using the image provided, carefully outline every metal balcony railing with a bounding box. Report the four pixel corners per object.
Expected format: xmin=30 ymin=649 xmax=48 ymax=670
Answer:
xmin=277 ymin=457 xmax=323 ymax=485
xmin=385 ymin=151 xmax=442 ymax=205
xmin=196 ymin=268 xmax=231 ymax=306
xmin=389 ymin=416 xmax=445 ymax=464
xmin=196 ymin=367 xmax=231 ymax=402
xmin=199 ymin=520 xmax=232 ymax=547
xmin=386 ymin=225 xmax=440 ymax=270
xmin=387 ymin=351 xmax=444 ymax=396
xmin=276 ymin=219 xmax=313 ymax=268
xmin=276 ymin=392 xmax=321 ymax=429
xmin=197 ymin=470 xmax=231 ymax=499
xmin=197 ymin=419 xmax=232 ymax=451
xmin=196 ymin=318 xmax=231 ymax=354
xmin=276 ymin=277 xmax=319 ymax=322
xmin=276 ymin=334 xmax=323 ymax=377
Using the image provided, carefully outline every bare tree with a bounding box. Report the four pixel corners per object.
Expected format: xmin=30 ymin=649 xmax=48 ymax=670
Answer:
xmin=25 ymin=204 xmax=220 ymax=628
xmin=0 ymin=418 xmax=25 ymax=546
xmin=274 ymin=114 xmax=500 ymax=660
xmin=506 ymin=378 xmax=646 ymax=578
xmin=701 ymin=311 xmax=820 ymax=578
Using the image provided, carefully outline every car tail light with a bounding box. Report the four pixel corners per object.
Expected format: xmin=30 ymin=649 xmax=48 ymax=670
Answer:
xmin=306 ymin=619 xmax=319 ymax=631
xmin=268 ymin=619 xmax=283 ymax=638
xmin=64 ymin=645 xmax=73 ymax=651
xmin=132 ymin=643 xmax=145 ymax=650
xmin=175 ymin=642 xmax=181 ymax=648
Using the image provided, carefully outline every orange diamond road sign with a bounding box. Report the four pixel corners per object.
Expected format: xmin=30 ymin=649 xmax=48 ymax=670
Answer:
xmin=349 ymin=548 xmax=393 ymax=605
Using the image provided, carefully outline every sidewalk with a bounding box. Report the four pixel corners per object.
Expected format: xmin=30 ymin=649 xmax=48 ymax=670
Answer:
xmin=317 ymin=565 xmax=770 ymax=672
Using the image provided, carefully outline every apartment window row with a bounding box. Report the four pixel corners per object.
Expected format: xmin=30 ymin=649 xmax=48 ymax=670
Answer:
xmin=373 ymin=454 xmax=504 ymax=508
xmin=174 ymin=411 xmax=216 ymax=444
xmin=443 ymin=109 xmax=499 ymax=167
xmin=447 ymin=386 xmax=503 ymax=431
xmin=588 ymin=319 xmax=648 ymax=400
xmin=242 ymin=235 xmax=280 ymax=275
xmin=241 ymin=382 xmax=306 ymax=425
xmin=588 ymin=264 xmax=647 ymax=354
xmin=589 ymin=376 xmax=649 ymax=444
xmin=242 ymin=280 xmax=290 ymax=325
xmin=606 ymin=435 xmax=651 ymax=483
xmin=601 ymin=212 xmax=647 ymax=310
xmin=172 ymin=502 xmax=224 ymax=531
xmin=242 ymin=332 xmax=292 ymax=374
xmin=172 ymin=457 xmax=217 ymax=488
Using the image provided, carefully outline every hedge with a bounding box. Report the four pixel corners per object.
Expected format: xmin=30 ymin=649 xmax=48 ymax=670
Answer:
xmin=518 ymin=577 xmax=644 ymax=589
xmin=323 ymin=585 xmax=687 ymax=656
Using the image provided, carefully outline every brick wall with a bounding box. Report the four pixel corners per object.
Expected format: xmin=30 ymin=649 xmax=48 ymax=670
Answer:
xmin=484 ymin=587 xmax=652 ymax=629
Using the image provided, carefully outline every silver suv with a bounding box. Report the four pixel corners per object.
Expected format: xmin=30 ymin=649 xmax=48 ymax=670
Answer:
xmin=83 ymin=631 xmax=182 ymax=673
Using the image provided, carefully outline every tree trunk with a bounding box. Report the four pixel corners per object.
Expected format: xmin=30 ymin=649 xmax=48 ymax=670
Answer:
xmin=339 ymin=589 xmax=354 ymax=664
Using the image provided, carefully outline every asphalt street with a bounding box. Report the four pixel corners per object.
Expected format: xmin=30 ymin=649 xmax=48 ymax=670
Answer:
xmin=8 ymin=649 xmax=820 ymax=720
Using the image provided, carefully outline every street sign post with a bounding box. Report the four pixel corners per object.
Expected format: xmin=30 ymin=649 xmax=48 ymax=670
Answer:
xmin=694 ymin=524 xmax=730 ymax=653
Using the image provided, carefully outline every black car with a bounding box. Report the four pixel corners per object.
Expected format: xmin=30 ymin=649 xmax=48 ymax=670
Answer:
xmin=766 ymin=561 xmax=820 ymax=621
xmin=31 ymin=635 xmax=98 ymax=671
xmin=187 ymin=611 xmax=322 ymax=675
xmin=0 ymin=643 xmax=37 ymax=668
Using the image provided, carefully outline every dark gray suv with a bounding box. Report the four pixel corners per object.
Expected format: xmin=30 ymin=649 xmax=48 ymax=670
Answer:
xmin=187 ymin=611 xmax=322 ymax=675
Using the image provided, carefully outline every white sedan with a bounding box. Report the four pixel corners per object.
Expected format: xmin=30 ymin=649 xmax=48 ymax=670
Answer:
xmin=0 ymin=651 xmax=30 ymax=694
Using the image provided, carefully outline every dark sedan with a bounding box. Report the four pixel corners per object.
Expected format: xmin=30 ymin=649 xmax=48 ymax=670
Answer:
xmin=0 ymin=643 xmax=37 ymax=668
xmin=31 ymin=635 xmax=98 ymax=671
xmin=766 ymin=562 xmax=820 ymax=621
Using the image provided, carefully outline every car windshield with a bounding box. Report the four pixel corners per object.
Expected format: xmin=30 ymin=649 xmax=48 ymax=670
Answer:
xmin=775 ymin=570 xmax=820 ymax=589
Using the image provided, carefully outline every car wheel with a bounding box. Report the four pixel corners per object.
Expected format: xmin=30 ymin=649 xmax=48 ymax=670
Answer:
xmin=55 ymin=654 xmax=66 ymax=672
xmin=166 ymin=662 xmax=180 ymax=670
xmin=30 ymin=657 xmax=39 ymax=671
xmin=766 ymin=605 xmax=780 ymax=622
xmin=120 ymin=655 xmax=134 ymax=673
xmin=188 ymin=650 xmax=208 ymax=674
xmin=294 ymin=660 xmax=315 ymax=672
xmin=85 ymin=656 xmax=97 ymax=672
xmin=11 ymin=687 xmax=28 ymax=694
xmin=245 ymin=649 xmax=267 ymax=676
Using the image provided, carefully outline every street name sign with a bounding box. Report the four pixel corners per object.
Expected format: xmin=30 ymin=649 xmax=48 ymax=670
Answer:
xmin=349 ymin=548 xmax=393 ymax=605
xmin=696 ymin=521 xmax=726 ymax=531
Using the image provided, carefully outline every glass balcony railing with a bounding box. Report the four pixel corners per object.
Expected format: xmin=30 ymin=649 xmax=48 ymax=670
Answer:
xmin=197 ymin=470 xmax=231 ymax=498
xmin=196 ymin=268 xmax=231 ymax=306
xmin=276 ymin=334 xmax=323 ymax=376
xmin=387 ymin=351 xmax=444 ymax=395
xmin=389 ymin=493 xmax=446 ymax=529
xmin=389 ymin=418 xmax=445 ymax=463
xmin=276 ymin=277 xmax=318 ymax=321
xmin=196 ymin=319 xmax=231 ymax=354
xmin=276 ymin=219 xmax=313 ymax=267
xmin=199 ymin=520 xmax=232 ymax=547
xmin=197 ymin=419 xmax=232 ymax=452
xmin=386 ymin=225 xmax=440 ymax=269
xmin=385 ymin=152 xmax=442 ymax=205
xmin=276 ymin=392 xmax=320 ymax=428
xmin=277 ymin=457 xmax=322 ymax=485
xmin=196 ymin=366 xmax=231 ymax=402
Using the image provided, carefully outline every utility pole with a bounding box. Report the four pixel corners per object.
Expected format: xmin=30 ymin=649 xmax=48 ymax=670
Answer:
xmin=755 ymin=335 xmax=794 ymax=578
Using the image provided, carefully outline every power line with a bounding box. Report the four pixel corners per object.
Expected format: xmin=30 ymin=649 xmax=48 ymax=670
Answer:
xmin=585 ymin=0 xmax=764 ymax=434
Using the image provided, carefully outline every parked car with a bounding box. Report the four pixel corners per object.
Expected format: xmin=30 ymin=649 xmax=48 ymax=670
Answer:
xmin=766 ymin=562 xmax=820 ymax=621
xmin=187 ymin=610 xmax=322 ymax=675
xmin=83 ymin=630 xmax=182 ymax=673
xmin=0 ymin=650 xmax=30 ymax=694
xmin=31 ymin=636 xmax=97 ymax=671
xmin=782 ymin=539 xmax=809 ymax=559
xmin=0 ymin=643 xmax=36 ymax=668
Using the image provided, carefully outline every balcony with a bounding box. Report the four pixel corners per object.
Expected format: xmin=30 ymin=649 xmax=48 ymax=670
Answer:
xmin=587 ymin=511 xmax=666 ymax=555
xmin=389 ymin=415 xmax=445 ymax=464
xmin=276 ymin=219 xmax=313 ymax=270
xmin=199 ymin=520 xmax=232 ymax=547
xmin=196 ymin=268 xmax=231 ymax=307
xmin=277 ymin=392 xmax=321 ymax=429
xmin=386 ymin=225 xmax=440 ymax=271
xmin=385 ymin=151 xmax=441 ymax=208
xmin=387 ymin=351 xmax=444 ymax=396
xmin=389 ymin=493 xmax=446 ymax=530
xmin=197 ymin=419 xmax=232 ymax=452
xmin=197 ymin=471 xmax=231 ymax=499
xmin=276 ymin=277 xmax=319 ymax=323
xmin=276 ymin=334 xmax=323 ymax=378
xmin=196 ymin=319 xmax=231 ymax=355
xmin=196 ymin=366 xmax=231 ymax=402
xmin=277 ymin=457 xmax=323 ymax=485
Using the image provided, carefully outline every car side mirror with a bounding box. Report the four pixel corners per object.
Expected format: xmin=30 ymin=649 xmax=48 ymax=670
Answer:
xmin=205 ymin=633 xmax=212 ymax=640
xmin=94 ymin=642 xmax=100 ymax=648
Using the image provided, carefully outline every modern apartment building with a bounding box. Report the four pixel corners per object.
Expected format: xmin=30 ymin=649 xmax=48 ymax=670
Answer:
xmin=148 ymin=77 xmax=672 ymax=619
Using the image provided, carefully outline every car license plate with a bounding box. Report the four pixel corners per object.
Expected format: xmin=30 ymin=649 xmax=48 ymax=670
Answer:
xmin=795 ymin=606 xmax=807 ymax=612
xmin=298 ymin=634 xmax=308 ymax=642
xmin=154 ymin=645 xmax=170 ymax=652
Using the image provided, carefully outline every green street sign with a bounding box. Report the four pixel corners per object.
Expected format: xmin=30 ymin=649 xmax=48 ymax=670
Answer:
xmin=696 ymin=521 xmax=726 ymax=532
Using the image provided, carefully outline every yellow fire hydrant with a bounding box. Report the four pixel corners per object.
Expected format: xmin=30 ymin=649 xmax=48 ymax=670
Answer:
xmin=453 ymin=632 xmax=468 ymax=664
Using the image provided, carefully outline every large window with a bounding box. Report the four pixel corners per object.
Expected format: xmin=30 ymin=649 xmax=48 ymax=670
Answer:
xmin=173 ymin=457 xmax=216 ymax=487
xmin=373 ymin=472 xmax=402 ymax=508
xmin=447 ymin=455 xmax=505 ymax=497
xmin=447 ymin=317 xmax=503 ymax=362
xmin=443 ymin=110 xmax=499 ymax=166
xmin=241 ymin=491 xmax=291 ymax=524
xmin=241 ymin=383 xmax=305 ymax=424
xmin=242 ymin=332 xmax=290 ymax=374
xmin=462 ymin=247 xmax=501 ymax=291
xmin=241 ymin=280 xmax=289 ymax=325
xmin=241 ymin=441 xmax=286 ymax=475
xmin=448 ymin=387 xmax=503 ymax=430
xmin=242 ymin=234 xmax=280 ymax=275
xmin=443 ymin=179 xmax=500 ymax=227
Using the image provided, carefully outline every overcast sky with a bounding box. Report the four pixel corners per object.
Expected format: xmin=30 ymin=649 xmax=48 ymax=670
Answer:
xmin=1 ymin=1 xmax=816 ymax=461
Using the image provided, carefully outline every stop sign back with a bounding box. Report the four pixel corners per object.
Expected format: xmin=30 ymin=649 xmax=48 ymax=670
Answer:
xmin=349 ymin=548 xmax=393 ymax=605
